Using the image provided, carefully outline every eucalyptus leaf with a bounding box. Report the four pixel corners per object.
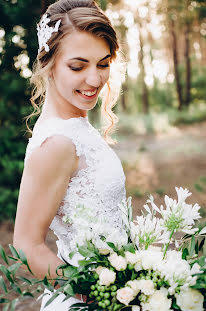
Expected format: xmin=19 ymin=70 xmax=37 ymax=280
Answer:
xmin=44 ymin=291 xmax=60 ymax=308
xmin=199 ymin=226 xmax=206 ymax=235
xmin=0 ymin=245 xmax=8 ymax=264
xmin=8 ymin=262 xmax=22 ymax=275
xmin=0 ymin=276 xmax=7 ymax=293
xmin=189 ymin=235 xmax=196 ymax=257
xmin=0 ymin=265 xmax=13 ymax=283
xmin=8 ymin=245 xmax=20 ymax=259
xmin=3 ymin=304 xmax=10 ymax=311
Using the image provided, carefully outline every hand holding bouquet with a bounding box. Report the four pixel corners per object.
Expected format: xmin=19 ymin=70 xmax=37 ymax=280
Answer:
xmin=0 ymin=187 xmax=205 ymax=310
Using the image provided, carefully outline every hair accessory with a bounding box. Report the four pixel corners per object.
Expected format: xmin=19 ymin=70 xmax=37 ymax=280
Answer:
xmin=37 ymin=14 xmax=61 ymax=53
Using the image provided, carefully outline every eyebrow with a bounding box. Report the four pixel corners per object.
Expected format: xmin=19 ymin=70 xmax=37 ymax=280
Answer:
xmin=69 ymin=54 xmax=111 ymax=62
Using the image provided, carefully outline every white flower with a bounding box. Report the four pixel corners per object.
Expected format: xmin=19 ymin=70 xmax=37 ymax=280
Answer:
xmin=127 ymin=280 xmax=141 ymax=295
xmin=99 ymin=249 xmax=110 ymax=255
xmin=139 ymin=280 xmax=155 ymax=296
xmin=175 ymin=288 xmax=204 ymax=311
xmin=190 ymin=263 xmax=202 ymax=275
xmin=142 ymin=289 xmax=172 ymax=311
xmin=141 ymin=247 xmax=163 ymax=270
xmin=132 ymin=306 xmax=140 ymax=311
xmin=160 ymin=187 xmax=201 ymax=234
xmin=132 ymin=213 xmax=169 ymax=249
xmin=125 ymin=251 xmax=139 ymax=265
xmin=99 ymin=268 xmax=116 ymax=286
xmin=116 ymin=287 xmax=135 ymax=305
xmin=95 ymin=266 xmax=105 ymax=275
xmin=108 ymin=252 xmax=127 ymax=271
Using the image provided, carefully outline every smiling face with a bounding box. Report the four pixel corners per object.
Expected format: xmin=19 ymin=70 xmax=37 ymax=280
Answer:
xmin=49 ymin=31 xmax=111 ymax=118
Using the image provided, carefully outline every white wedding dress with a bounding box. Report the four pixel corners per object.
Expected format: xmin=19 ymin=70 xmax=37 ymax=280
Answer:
xmin=24 ymin=116 xmax=126 ymax=310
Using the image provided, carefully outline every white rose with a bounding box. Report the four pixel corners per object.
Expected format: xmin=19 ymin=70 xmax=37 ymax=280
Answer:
xmin=139 ymin=280 xmax=155 ymax=296
xmin=95 ymin=266 xmax=105 ymax=275
xmin=99 ymin=268 xmax=116 ymax=286
xmin=108 ymin=252 xmax=127 ymax=271
xmin=175 ymin=288 xmax=204 ymax=311
xmin=132 ymin=306 xmax=140 ymax=311
xmin=142 ymin=289 xmax=172 ymax=311
xmin=127 ymin=280 xmax=141 ymax=296
xmin=117 ymin=287 xmax=135 ymax=305
xmin=125 ymin=251 xmax=139 ymax=265
xmin=141 ymin=248 xmax=163 ymax=270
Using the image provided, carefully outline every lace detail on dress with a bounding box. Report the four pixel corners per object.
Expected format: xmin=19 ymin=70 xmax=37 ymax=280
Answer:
xmin=24 ymin=117 xmax=126 ymax=259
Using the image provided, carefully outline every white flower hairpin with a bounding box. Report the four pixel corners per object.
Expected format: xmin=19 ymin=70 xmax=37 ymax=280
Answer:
xmin=37 ymin=14 xmax=61 ymax=53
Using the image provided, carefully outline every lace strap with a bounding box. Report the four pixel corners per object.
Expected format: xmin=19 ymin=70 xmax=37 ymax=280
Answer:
xmin=24 ymin=117 xmax=88 ymax=163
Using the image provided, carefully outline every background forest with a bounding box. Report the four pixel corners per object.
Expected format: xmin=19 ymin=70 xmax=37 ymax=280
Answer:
xmin=0 ymin=1 xmax=206 ymax=309
xmin=0 ymin=0 xmax=206 ymax=220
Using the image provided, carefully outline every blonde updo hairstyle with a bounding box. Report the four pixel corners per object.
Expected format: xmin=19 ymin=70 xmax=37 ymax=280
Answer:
xmin=27 ymin=0 xmax=122 ymax=143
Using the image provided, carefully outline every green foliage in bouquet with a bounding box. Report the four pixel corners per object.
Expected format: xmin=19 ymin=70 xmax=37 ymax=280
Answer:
xmin=0 ymin=188 xmax=206 ymax=311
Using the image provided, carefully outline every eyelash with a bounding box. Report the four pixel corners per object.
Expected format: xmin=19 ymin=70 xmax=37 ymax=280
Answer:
xmin=69 ymin=64 xmax=110 ymax=71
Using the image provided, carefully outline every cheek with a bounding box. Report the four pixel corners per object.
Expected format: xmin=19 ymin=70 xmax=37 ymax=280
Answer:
xmin=102 ymin=68 xmax=110 ymax=85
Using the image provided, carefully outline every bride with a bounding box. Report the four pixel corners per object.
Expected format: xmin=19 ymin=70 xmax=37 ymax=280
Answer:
xmin=13 ymin=0 xmax=126 ymax=310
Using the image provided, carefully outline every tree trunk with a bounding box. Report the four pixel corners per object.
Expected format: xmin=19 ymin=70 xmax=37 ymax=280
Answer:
xmin=184 ymin=20 xmax=191 ymax=107
xmin=138 ymin=27 xmax=149 ymax=114
xmin=170 ymin=19 xmax=184 ymax=110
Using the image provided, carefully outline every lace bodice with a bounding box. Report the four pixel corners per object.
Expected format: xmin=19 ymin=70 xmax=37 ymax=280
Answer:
xmin=24 ymin=116 xmax=126 ymax=260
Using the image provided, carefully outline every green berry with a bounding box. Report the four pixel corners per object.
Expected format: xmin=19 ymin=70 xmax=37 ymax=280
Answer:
xmin=104 ymin=292 xmax=110 ymax=299
xmin=91 ymin=285 xmax=96 ymax=290
xmin=111 ymin=285 xmax=117 ymax=292
xmin=111 ymin=291 xmax=116 ymax=297
xmin=93 ymin=290 xmax=98 ymax=297
xmin=96 ymin=296 xmax=101 ymax=301
xmin=100 ymin=286 xmax=105 ymax=292
xmin=127 ymin=263 xmax=134 ymax=270
xmin=100 ymin=292 xmax=104 ymax=297
xmin=94 ymin=273 xmax=99 ymax=280
xmin=104 ymin=299 xmax=110 ymax=306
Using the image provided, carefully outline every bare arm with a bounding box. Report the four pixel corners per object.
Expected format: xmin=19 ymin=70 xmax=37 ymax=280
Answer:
xmin=13 ymin=135 xmax=78 ymax=280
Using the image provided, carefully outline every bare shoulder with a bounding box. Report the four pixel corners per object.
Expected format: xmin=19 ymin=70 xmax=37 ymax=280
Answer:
xmin=25 ymin=134 xmax=78 ymax=178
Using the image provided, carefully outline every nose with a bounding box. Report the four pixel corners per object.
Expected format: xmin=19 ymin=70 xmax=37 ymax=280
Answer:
xmin=85 ymin=68 xmax=101 ymax=88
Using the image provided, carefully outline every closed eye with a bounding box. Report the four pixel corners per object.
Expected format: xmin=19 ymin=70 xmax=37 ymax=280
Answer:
xmin=69 ymin=64 xmax=110 ymax=72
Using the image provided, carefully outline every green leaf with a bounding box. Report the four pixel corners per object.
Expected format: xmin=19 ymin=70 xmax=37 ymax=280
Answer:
xmin=22 ymin=291 xmax=34 ymax=297
xmin=0 ymin=298 xmax=10 ymax=303
xmin=8 ymin=263 xmax=22 ymax=275
xmin=18 ymin=249 xmax=33 ymax=274
xmin=189 ymin=235 xmax=196 ymax=257
xmin=0 ymin=276 xmax=7 ymax=293
xmin=63 ymin=283 xmax=74 ymax=296
xmin=69 ymin=251 xmax=75 ymax=259
xmin=63 ymin=266 xmax=78 ymax=278
xmin=182 ymin=248 xmax=189 ymax=260
xmin=0 ymin=245 xmax=8 ymax=264
xmin=17 ymin=276 xmax=32 ymax=285
xmin=3 ymin=304 xmax=10 ymax=311
xmin=123 ymin=243 xmax=136 ymax=253
xmin=10 ymin=299 xmax=18 ymax=311
xmin=8 ymin=245 xmax=20 ymax=259
xmin=199 ymin=226 xmax=206 ymax=235
xmin=194 ymin=183 xmax=204 ymax=192
xmin=0 ymin=265 xmax=13 ymax=283
xmin=77 ymin=245 xmax=94 ymax=258
xmin=44 ymin=291 xmax=60 ymax=308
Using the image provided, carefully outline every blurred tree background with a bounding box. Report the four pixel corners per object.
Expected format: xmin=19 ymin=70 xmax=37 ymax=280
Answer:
xmin=0 ymin=0 xmax=206 ymax=221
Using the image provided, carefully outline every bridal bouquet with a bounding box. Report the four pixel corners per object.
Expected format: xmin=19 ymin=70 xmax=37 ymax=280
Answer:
xmin=0 ymin=187 xmax=205 ymax=311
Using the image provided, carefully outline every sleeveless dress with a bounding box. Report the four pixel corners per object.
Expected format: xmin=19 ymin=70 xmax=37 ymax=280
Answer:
xmin=24 ymin=116 xmax=126 ymax=310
